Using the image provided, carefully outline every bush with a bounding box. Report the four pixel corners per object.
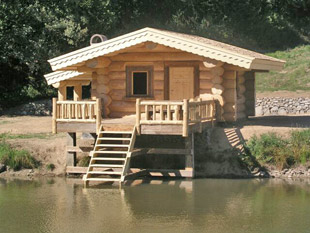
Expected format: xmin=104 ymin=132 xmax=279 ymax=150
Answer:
xmin=0 ymin=141 xmax=39 ymax=171
xmin=46 ymin=163 xmax=55 ymax=171
xmin=77 ymin=156 xmax=91 ymax=167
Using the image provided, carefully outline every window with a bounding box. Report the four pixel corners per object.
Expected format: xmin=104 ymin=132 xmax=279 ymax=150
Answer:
xmin=126 ymin=66 xmax=153 ymax=97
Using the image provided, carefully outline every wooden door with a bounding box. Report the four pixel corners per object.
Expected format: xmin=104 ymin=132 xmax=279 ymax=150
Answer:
xmin=169 ymin=67 xmax=194 ymax=100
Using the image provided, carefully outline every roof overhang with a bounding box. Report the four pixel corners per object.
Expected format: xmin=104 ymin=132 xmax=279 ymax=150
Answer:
xmin=44 ymin=71 xmax=90 ymax=85
xmin=45 ymin=27 xmax=285 ymax=85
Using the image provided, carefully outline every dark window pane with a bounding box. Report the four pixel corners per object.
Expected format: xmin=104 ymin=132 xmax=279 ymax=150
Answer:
xmin=133 ymin=72 xmax=147 ymax=95
xmin=66 ymin=86 xmax=74 ymax=100
xmin=82 ymin=83 xmax=91 ymax=99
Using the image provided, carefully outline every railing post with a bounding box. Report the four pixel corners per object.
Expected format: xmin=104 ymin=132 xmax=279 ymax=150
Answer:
xmin=96 ymin=98 xmax=102 ymax=134
xmin=52 ymin=98 xmax=57 ymax=134
xmin=198 ymin=98 xmax=202 ymax=133
xmin=183 ymin=99 xmax=189 ymax=137
xmin=136 ymin=98 xmax=141 ymax=135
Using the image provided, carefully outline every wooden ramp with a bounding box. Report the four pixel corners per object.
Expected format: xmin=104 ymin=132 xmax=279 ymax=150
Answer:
xmin=83 ymin=125 xmax=136 ymax=186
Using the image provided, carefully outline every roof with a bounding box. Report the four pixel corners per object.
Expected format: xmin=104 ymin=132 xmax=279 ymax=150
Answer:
xmin=46 ymin=27 xmax=285 ymax=84
xmin=44 ymin=71 xmax=85 ymax=85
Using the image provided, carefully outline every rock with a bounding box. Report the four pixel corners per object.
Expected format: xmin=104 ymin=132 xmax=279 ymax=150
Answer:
xmin=255 ymin=106 xmax=263 ymax=116
xmin=0 ymin=163 xmax=6 ymax=173
xmin=278 ymin=108 xmax=287 ymax=115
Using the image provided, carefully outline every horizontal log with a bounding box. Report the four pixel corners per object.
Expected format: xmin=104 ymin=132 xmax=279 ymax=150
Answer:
xmin=154 ymin=90 xmax=164 ymax=99
xmin=110 ymin=89 xmax=126 ymax=100
xmin=237 ymin=75 xmax=245 ymax=84
xmin=154 ymin=80 xmax=164 ymax=90
xmin=100 ymin=93 xmax=112 ymax=106
xmin=200 ymin=80 xmax=213 ymax=89
xmin=211 ymin=84 xmax=224 ymax=95
xmin=86 ymin=57 xmax=111 ymax=68
xmin=96 ymin=68 xmax=109 ymax=75
xmin=222 ymin=112 xmax=235 ymax=122
xmin=238 ymin=85 xmax=246 ymax=94
xmin=111 ymin=52 xmax=205 ymax=62
xmin=222 ymin=79 xmax=236 ymax=89
xmin=199 ymin=71 xmax=213 ymax=80
xmin=154 ymin=71 xmax=164 ymax=80
xmin=237 ymin=112 xmax=246 ymax=119
xmin=210 ymin=67 xmax=224 ymax=76
xmin=223 ymin=71 xmax=236 ymax=80
xmin=109 ymin=101 xmax=136 ymax=112
xmin=109 ymin=61 xmax=126 ymax=71
xmin=237 ymin=95 xmax=246 ymax=104
xmin=223 ymin=64 xmax=249 ymax=71
xmin=109 ymin=71 xmax=126 ymax=80
xmin=97 ymin=84 xmax=110 ymax=94
xmin=223 ymin=103 xmax=236 ymax=113
xmin=97 ymin=74 xmax=109 ymax=85
xmin=237 ymin=104 xmax=246 ymax=112
xmin=199 ymin=89 xmax=211 ymax=95
xmin=109 ymin=79 xmax=126 ymax=89
xmin=212 ymin=75 xmax=223 ymax=84
xmin=222 ymin=89 xmax=235 ymax=101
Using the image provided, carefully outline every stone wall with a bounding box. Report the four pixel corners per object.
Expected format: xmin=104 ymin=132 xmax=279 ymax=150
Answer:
xmin=1 ymin=99 xmax=52 ymax=116
xmin=256 ymin=97 xmax=310 ymax=116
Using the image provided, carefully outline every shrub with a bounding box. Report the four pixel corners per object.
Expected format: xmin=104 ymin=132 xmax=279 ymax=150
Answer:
xmin=46 ymin=163 xmax=55 ymax=171
xmin=245 ymin=130 xmax=310 ymax=169
xmin=77 ymin=156 xmax=91 ymax=167
xmin=0 ymin=141 xmax=39 ymax=171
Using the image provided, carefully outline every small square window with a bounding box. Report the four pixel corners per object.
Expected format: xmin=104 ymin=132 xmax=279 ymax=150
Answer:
xmin=126 ymin=66 xmax=153 ymax=97
xmin=132 ymin=72 xmax=147 ymax=95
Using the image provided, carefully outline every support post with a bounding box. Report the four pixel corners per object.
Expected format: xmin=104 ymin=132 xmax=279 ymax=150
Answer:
xmin=183 ymin=99 xmax=189 ymax=137
xmin=74 ymin=84 xmax=82 ymax=101
xmin=185 ymin=133 xmax=194 ymax=178
xmin=96 ymin=98 xmax=102 ymax=135
xmin=136 ymin=98 xmax=141 ymax=135
xmin=52 ymin=98 xmax=57 ymax=134
xmin=66 ymin=133 xmax=77 ymax=167
xmin=58 ymin=85 xmax=66 ymax=101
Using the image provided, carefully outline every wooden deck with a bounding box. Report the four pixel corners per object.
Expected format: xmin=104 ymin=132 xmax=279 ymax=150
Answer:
xmin=53 ymin=98 xmax=216 ymax=136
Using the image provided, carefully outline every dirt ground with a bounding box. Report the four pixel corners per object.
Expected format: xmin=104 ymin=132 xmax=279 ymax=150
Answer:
xmin=256 ymin=90 xmax=310 ymax=98
xmin=1 ymin=113 xmax=310 ymax=177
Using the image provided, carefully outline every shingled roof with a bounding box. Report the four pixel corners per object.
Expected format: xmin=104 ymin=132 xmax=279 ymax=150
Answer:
xmin=45 ymin=27 xmax=285 ymax=84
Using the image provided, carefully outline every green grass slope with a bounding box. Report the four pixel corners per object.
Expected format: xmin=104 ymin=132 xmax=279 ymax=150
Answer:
xmin=256 ymin=45 xmax=310 ymax=92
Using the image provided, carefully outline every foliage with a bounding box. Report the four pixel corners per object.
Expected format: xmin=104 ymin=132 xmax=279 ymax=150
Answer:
xmin=0 ymin=140 xmax=39 ymax=170
xmin=244 ymin=129 xmax=310 ymax=169
xmin=46 ymin=163 xmax=55 ymax=171
xmin=256 ymin=45 xmax=310 ymax=92
xmin=77 ymin=156 xmax=90 ymax=167
xmin=0 ymin=132 xmax=52 ymax=140
xmin=1 ymin=0 xmax=310 ymax=108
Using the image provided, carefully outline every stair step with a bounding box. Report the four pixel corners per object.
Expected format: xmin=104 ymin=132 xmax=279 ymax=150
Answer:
xmin=91 ymin=157 xmax=126 ymax=161
xmin=85 ymin=178 xmax=120 ymax=182
xmin=93 ymin=151 xmax=128 ymax=154
xmin=97 ymin=137 xmax=131 ymax=141
xmin=99 ymin=131 xmax=132 ymax=134
xmin=96 ymin=144 xmax=129 ymax=148
xmin=87 ymin=171 xmax=122 ymax=175
xmin=90 ymin=164 xmax=124 ymax=168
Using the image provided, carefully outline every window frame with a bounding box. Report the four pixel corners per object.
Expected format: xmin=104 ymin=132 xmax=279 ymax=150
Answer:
xmin=126 ymin=66 xmax=153 ymax=98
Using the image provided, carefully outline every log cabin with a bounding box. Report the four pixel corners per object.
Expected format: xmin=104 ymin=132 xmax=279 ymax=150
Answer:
xmin=44 ymin=27 xmax=285 ymax=185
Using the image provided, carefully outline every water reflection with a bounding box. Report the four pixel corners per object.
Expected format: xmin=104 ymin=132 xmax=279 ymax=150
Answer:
xmin=0 ymin=178 xmax=310 ymax=233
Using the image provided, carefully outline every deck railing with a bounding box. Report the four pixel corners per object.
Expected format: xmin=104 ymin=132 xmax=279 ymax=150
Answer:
xmin=136 ymin=98 xmax=216 ymax=136
xmin=52 ymin=98 xmax=102 ymax=134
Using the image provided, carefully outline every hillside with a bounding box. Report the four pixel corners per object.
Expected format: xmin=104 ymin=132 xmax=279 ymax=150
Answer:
xmin=256 ymin=45 xmax=310 ymax=93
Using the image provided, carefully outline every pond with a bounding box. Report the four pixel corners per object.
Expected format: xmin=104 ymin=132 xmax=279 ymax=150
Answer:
xmin=0 ymin=178 xmax=310 ymax=233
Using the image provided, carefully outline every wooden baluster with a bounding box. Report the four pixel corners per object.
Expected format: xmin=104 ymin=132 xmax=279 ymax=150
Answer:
xmin=136 ymin=99 xmax=141 ymax=134
xmin=175 ymin=105 xmax=180 ymax=120
xmin=183 ymin=99 xmax=189 ymax=137
xmin=96 ymin=98 xmax=102 ymax=134
xmin=160 ymin=104 xmax=164 ymax=121
xmin=153 ymin=104 xmax=156 ymax=121
xmin=145 ymin=105 xmax=149 ymax=120
xmin=82 ymin=104 xmax=85 ymax=120
xmin=75 ymin=104 xmax=78 ymax=119
xmin=61 ymin=103 xmax=65 ymax=119
xmin=167 ymin=104 xmax=171 ymax=121
xmin=69 ymin=103 xmax=72 ymax=119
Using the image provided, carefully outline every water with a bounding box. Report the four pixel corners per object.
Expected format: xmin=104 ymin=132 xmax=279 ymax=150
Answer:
xmin=1 ymin=178 xmax=310 ymax=233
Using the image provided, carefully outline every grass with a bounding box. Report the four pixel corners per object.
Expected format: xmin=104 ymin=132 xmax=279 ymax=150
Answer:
xmin=0 ymin=140 xmax=39 ymax=171
xmin=244 ymin=129 xmax=310 ymax=169
xmin=77 ymin=156 xmax=90 ymax=167
xmin=0 ymin=121 xmax=10 ymax=125
xmin=256 ymin=45 xmax=310 ymax=92
xmin=46 ymin=163 xmax=55 ymax=171
xmin=0 ymin=132 xmax=53 ymax=140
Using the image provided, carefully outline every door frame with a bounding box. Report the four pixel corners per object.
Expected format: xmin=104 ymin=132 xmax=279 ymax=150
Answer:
xmin=164 ymin=62 xmax=199 ymax=100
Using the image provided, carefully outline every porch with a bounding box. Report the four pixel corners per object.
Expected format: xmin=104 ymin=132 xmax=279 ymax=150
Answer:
xmin=52 ymin=98 xmax=217 ymax=137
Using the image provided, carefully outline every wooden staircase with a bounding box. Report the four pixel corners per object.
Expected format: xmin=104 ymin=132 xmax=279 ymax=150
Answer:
xmin=83 ymin=125 xmax=136 ymax=186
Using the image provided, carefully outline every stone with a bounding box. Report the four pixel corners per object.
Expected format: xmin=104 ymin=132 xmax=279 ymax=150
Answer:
xmin=278 ymin=108 xmax=287 ymax=115
xmin=0 ymin=163 xmax=6 ymax=173
xmin=255 ymin=106 xmax=263 ymax=116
